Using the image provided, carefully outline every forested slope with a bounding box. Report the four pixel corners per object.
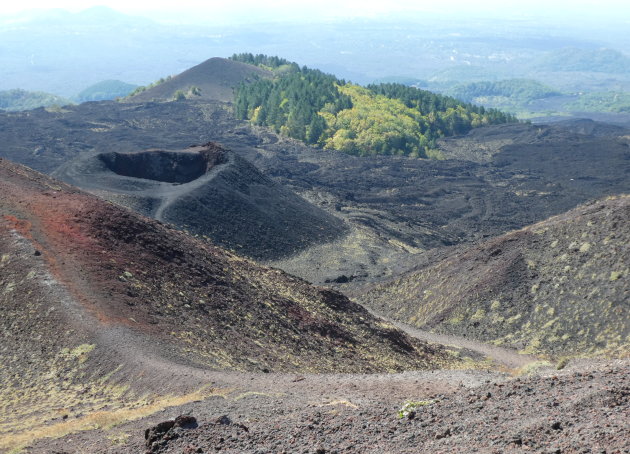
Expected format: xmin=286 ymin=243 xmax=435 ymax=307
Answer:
xmin=232 ymin=54 xmax=517 ymax=157
xmin=0 ymin=89 xmax=72 ymax=111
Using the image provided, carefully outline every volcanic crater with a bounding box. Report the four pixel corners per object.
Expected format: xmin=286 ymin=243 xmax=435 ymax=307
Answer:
xmin=98 ymin=144 xmax=227 ymax=184
xmin=54 ymin=141 xmax=348 ymax=261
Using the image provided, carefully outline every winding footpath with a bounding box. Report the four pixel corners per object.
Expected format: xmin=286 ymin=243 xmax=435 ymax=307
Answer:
xmin=367 ymin=308 xmax=541 ymax=370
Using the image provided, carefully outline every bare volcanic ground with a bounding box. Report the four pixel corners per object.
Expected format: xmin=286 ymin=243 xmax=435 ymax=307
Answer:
xmin=0 ymin=158 xmax=457 ymax=452
xmin=125 ymin=57 xmax=272 ymax=103
xmin=1 ymin=141 xmax=628 ymax=453
xmin=357 ymin=195 xmax=630 ymax=359
xmin=0 ymin=100 xmax=628 ymax=285
xmin=53 ymin=142 xmax=347 ymax=261
xmin=34 ymin=360 xmax=628 ymax=454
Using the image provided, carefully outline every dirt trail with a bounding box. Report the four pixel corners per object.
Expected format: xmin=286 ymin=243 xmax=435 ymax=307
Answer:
xmin=3 ymin=215 xmax=516 ymax=399
xmin=3 ymin=225 xmax=505 ymax=406
xmin=367 ymin=309 xmax=540 ymax=369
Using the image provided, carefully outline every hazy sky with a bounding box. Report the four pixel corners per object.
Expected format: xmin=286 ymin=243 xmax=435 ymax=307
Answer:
xmin=2 ymin=0 xmax=629 ymax=23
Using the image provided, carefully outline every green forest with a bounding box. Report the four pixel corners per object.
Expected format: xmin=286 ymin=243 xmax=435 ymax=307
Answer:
xmin=76 ymin=80 xmax=138 ymax=102
xmin=230 ymin=53 xmax=293 ymax=70
xmin=537 ymin=48 xmax=630 ymax=74
xmin=232 ymin=55 xmax=517 ymax=157
xmin=0 ymin=89 xmax=72 ymax=112
xmin=447 ymin=79 xmax=561 ymax=104
xmin=565 ymin=91 xmax=630 ymax=113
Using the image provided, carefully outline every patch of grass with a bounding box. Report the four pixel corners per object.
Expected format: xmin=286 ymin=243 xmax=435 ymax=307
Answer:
xmin=233 ymin=391 xmax=285 ymax=401
xmin=319 ymin=400 xmax=359 ymax=409
xmin=447 ymin=312 xmax=464 ymax=325
xmin=425 ymin=148 xmax=446 ymax=160
xmin=107 ymin=431 xmax=130 ymax=446
xmin=397 ymin=400 xmax=435 ymax=419
xmin=514 ymin=360 xmax=553 ymax=376
xmin=60 ymin=344 xmax=95 ymax=363
xmin=0 ymin=385 xmax=230 ymax=453
xmin=470 ymin=308 xmax=486 ymax=321
xmin=556 ymin=357 xmax=570 ymax=370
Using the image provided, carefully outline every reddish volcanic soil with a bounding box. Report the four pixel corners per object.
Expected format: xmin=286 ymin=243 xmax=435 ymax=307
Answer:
xmin=0 ymin=157 xmax=453 ymax=375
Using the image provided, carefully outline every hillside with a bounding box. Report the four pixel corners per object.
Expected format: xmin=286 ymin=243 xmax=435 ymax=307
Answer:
xmin=357 ymin=196 xmax=630 ymax=358
xmin=76 ymin=79 xmax=138 ymax=102
xmin=0 ymin=157 xmax=459 ymax=451
xmin=53 ymin=142 xmax=348 ymax=260
xmin=0 ymin=88 xmax=72 ymax=111
xmin=427 ymin=65 xmax=498 ymax=84
xmin=42 ymin=361 xmax=627 ymax=454
xmin=0 ymin=157 xmax=447 ymax=372
xmin=126 ymin=57 xmax=272 ymax=103
xmin=441 ymin=79 xmax=630 ymax=117
xmin=537 ymin=47 xmax=630 ymax=74
xmin=233 ymin=56 xmax=516 ymax=157
xmin=448 ymin=79 xmax=560 ymax=102
xmin=565 ymin=91 xmax=630 ymax=113
xmin=445 ymin=79 xmax=561 ymax=112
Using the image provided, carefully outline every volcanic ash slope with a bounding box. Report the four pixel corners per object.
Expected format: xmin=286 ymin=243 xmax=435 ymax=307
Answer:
xmin=358 ymin=195 xmax=630 ymax=359
xmin=124 ymin=57 xmax=272 ymax=103
xmin=53 ymin=142 xmax=348 ymax=261
xmin=0 ymin=157 xmax=455 ymax=452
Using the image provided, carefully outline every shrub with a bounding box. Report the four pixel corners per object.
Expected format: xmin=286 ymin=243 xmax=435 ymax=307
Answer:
xmin=397 ymin=400 xmax=434 ymax=419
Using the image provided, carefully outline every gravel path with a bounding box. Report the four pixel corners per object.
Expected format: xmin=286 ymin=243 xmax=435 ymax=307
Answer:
xmin=375 ymin=312 xmax=541 ymax=369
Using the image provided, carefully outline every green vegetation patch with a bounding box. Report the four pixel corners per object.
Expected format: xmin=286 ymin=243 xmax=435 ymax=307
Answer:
xmin=234 ymin=55 xmax=517 ymax=158
xmin=447 ymin=79 xmax=561 ymax=104
xmin=564 ymin=91 xmax=630 ymax=113
xmin=537 ymin=47 xmax=630 ymax=74
xmin=0 ymin=89 xmax=73 ymax=112
xmin=397 ymin=400 xmax=435 ymax=419
xmin=76 ymin=80 xmax=138 ymax=102
xmin=230 ymin=53 xmax=293 ymax=71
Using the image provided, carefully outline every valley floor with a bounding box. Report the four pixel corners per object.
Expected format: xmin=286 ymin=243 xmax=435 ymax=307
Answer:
xmin=28 ymin=358 xmax=629 ymax=453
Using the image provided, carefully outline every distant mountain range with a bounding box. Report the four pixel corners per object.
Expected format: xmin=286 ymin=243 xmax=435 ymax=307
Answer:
xmin=1 ymin=6 xmax=629 ymax=100
xmin=0 ymin=80 xmax=140 ymax=111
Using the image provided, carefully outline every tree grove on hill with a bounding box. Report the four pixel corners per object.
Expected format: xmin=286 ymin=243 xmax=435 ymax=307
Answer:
xmin=230 ymin=53 xmax=293 ymax=69
xmin=235 ymin=68 xmax=351 ymax=142
xmin=234 ymin=57 xmax=518 ymax=158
